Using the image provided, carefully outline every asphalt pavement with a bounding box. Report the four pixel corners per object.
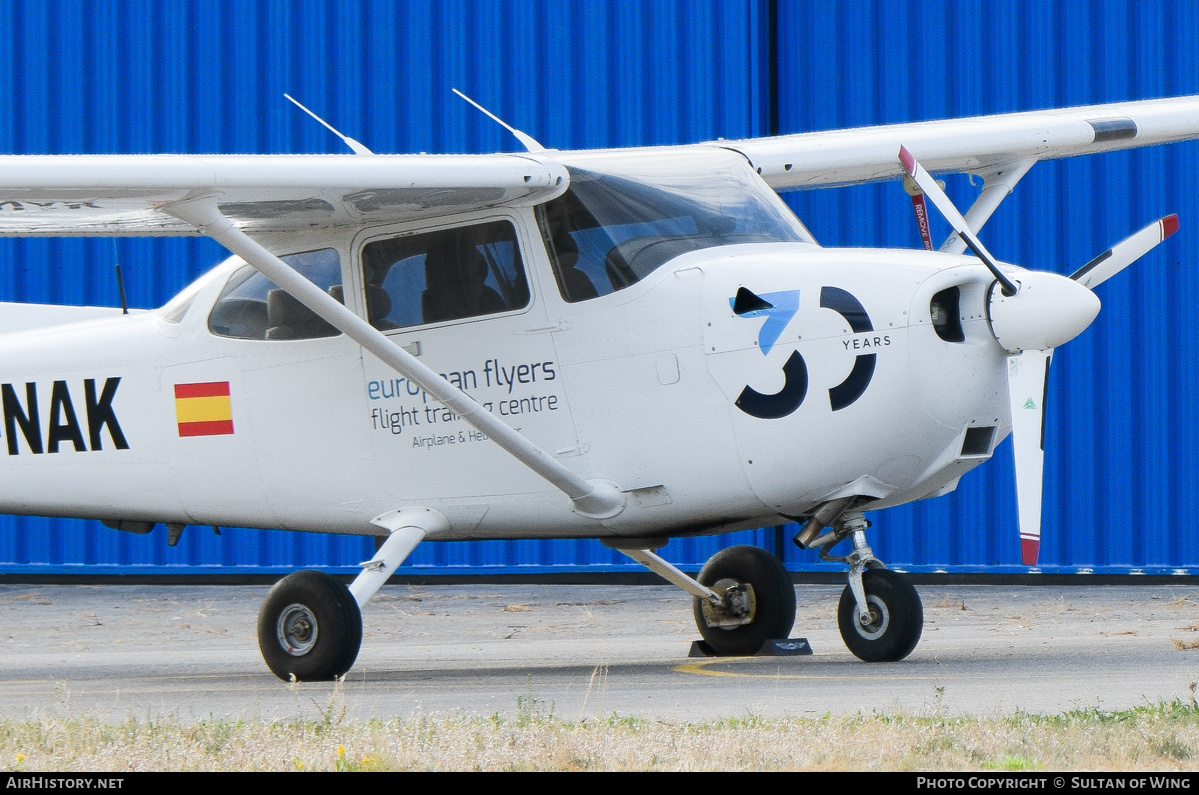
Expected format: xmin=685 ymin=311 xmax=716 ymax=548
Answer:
xmin=0 ymin=582 xmax=1195 ymax=722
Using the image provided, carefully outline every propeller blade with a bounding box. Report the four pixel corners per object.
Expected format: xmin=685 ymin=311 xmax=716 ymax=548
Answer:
xmin=1070 ymin=214 xmax=1179 ymax=289
xmin=899 ymin=146 xmax=1020 ymax=296
xmin=910 ymin=193 xmax=934 ymax=250
xmin=901 ymin=173 xmax=934 ymax=250
xmin=1007 ymin=350 xmax=1051 ymax=566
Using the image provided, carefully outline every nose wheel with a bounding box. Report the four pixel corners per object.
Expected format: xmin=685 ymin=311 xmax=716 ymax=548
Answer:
xmin=797 ymin=508 xmax=924 ymax=662
xmin=837 ymin=568 xmax=923 ymax=662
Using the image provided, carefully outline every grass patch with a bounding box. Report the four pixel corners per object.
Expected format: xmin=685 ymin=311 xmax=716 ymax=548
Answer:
xmin=1 ymin=700 xmax=1199 ymax=771
xmin=983 ymin=755 xmax=1041 ymax=771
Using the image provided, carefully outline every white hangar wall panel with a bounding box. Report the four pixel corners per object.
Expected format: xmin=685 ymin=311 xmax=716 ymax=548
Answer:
xmin=0 ymin=0 xmax=1194 ymax=575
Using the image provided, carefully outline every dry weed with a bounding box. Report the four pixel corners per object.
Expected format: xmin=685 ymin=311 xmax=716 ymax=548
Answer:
xmin=929 ymin=595 xmax=966 ymax=611
xmin=2 ymin=700 xmax=1199 ymax=771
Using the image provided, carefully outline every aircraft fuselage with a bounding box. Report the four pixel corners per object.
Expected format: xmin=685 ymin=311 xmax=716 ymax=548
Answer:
xmin=0 ymin=237 xmax=1010 ymax=544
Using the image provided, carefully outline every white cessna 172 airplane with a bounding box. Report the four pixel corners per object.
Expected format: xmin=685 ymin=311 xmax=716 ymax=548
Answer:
xmin=0 ymin=93 xmax=1194 ymax=680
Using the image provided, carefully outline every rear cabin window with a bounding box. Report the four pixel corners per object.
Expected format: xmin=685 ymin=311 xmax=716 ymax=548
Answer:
xmin=208 ymin=249 xmax=343 ymax=340
xmin=360 ymin=220 xmax=530 ymax=330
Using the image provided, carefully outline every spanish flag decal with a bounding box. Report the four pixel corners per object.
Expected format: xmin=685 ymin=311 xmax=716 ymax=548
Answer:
xmin=174 ymin=381 xmax=234 ymax=437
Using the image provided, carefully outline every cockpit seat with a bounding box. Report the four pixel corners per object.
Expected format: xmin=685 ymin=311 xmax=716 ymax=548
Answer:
xmin=265 ymin=288 xmax=339 ymax=340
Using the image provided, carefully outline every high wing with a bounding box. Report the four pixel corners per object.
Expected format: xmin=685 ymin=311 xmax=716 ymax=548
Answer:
xmin=0 ymin=97 xmax=1194 ymax=238
xmin=713 ymin=95 xmax=1199 ymax=190
xmin=0 ymin=153 xmax=568 ymax=236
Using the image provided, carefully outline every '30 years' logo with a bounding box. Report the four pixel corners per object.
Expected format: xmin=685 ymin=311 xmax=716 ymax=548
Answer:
xmin=731 ymin=287 xmax=878 ymax=419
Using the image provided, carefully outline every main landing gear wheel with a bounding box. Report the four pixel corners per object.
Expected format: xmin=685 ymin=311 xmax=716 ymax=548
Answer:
xmin=837 ymin=568 xmax=922 ymax=662
xmin=258 ymin=570 xmax=363 ymax=681
xmin=692 ymin=545 xmax=796 ymax=656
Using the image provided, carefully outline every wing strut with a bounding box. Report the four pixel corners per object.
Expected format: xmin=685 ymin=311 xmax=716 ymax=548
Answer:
xmin=940 ymin=159 xmax=1037 ymax=255
xmin=163 ymin=199 xmax=626 ymax=521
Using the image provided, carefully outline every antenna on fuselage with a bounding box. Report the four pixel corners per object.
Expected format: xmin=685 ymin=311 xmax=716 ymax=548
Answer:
xmin=283 ymin=93 xmax=374 ymax=155
xmin=451 ymin=88 xmax=546 ymax=153
xmin=112 ymin=240 xmax=128 ymax=315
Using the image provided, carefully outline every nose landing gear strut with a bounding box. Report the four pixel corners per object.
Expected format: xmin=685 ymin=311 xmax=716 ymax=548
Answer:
xmin=796 ymin=508 xmax=923 ymax=662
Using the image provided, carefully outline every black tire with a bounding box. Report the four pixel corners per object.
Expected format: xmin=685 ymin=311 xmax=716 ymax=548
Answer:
xmin=692 ymin=545 xmax=796 ymax=656
xmin=258 ymin=570 xmax=363 ymax=681
xmin=837 ymin=568 xmax=923 ymax=662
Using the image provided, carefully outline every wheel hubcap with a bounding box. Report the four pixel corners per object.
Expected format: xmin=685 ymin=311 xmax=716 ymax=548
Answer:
xmin=277 ymin=603 xmax=318 ymax=656
xmin=855 ymin=595 xmax=889 ymax=640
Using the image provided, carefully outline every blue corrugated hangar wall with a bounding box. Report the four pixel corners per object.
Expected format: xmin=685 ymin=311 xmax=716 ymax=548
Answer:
xmin=0 ymin=0 xmax=1195 ymax=576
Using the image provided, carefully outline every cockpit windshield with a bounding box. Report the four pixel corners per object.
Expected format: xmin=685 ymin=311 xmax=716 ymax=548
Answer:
xmin=538 ymin=149 xmax=809 ymax=302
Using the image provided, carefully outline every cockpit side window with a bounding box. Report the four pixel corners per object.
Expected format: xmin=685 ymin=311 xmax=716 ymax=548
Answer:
xmin=361 ymin=220 xmax=530 ymax=330
xmin=208 ymin=248 xmax=343 ymax=340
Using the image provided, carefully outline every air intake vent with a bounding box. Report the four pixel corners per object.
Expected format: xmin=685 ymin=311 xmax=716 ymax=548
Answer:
xmin=961 ymin=426 xmax=995 ymax=457
xmin=931 ymin=286 xmax=965 ymax=342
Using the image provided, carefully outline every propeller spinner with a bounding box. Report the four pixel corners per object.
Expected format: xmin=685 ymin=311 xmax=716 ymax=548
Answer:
xmin=898 ymin=145 xmax=1177 ymax=565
